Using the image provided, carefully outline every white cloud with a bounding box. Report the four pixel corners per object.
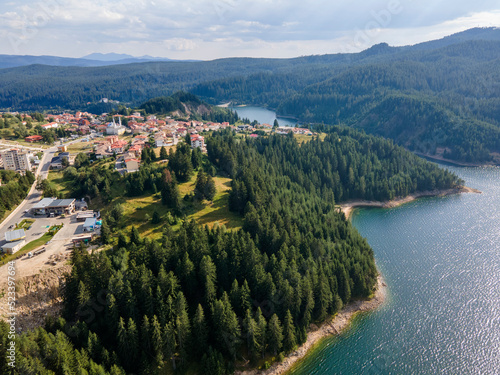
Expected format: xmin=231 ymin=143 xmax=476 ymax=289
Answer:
xmin=0 ymin=0 xmax=497 ymax=58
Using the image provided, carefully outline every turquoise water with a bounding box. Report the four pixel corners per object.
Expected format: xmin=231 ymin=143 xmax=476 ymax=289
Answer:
xmin=229 ymin=106 xmax=298 ymax=127
xmin=291 ymin=165 xmax=500 ymax=374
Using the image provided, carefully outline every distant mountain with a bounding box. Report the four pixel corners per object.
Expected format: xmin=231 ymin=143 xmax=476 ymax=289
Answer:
xmin=0 ymin=53 xmax=195 ymax=69
xmin=82 ymin=52 xmax=174 ymax=62
xmin=0 ymin=55 xmax=110 ymax=69
xmin=408 ymin=27 xmax=500 ymax=51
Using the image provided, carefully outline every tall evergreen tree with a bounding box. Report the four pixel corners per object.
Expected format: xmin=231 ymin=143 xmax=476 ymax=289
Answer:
xmin=282 ymin=310 xmax=297 ymax=353
xmin=267 ymin=314 xmax=283 ymax=356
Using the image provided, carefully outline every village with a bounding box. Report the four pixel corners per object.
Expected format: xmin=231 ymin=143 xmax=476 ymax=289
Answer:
xmin=1 ymin=109 xmax=314 ymax=175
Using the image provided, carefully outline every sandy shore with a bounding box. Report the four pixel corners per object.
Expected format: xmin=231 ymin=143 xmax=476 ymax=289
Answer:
xmin=338 ymin=186 xmax=481 ymax=220
xmin=236 ymin=275 xmax=387 ymax=375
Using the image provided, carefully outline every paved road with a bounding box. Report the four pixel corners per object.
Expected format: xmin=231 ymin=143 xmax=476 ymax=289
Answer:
xmin=0 ymin=137 xmax=84 ymax=241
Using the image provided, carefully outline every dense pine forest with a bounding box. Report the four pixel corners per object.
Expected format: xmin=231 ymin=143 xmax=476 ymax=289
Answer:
xmin=0 ymin=128 xmax=462 ymax=374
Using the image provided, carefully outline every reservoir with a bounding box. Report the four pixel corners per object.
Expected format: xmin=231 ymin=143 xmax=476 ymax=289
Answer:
xmin=290 ymin=165 xmax=500 ymax=374
xmin=228 ymin=105 xmax=298 ymax=127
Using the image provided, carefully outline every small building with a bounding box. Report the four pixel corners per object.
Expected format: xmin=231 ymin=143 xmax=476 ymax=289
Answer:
xmin=125 ymin=158 xmax=140 ymax=173
xmin=25 ymin=135 xmax=43 ymax=143
xmin=57 ymin=145 xmax=68 ymax=152
xmin=72 ymin=234 xmax=93 ymax=245
xmin=50 ymin=156 xmax=64 ymax=169
xmin=76 ymin=211 xmax=95 ymax=222
xmin=1 ymin=240 xmax=26 ymax=254
xmin=5 ymin=229 xmax=26 ymax=242
xmin=83 ymin=218 xmax=97 ymax=232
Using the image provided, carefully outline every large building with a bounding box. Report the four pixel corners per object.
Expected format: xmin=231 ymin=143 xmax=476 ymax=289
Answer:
xmin=32 ymin=198 xmax=76 ymax=215
xmin=1 ymin=148 xmax=32 ymax=171
xmin=106 ymin=118 xmax=126 ymax=135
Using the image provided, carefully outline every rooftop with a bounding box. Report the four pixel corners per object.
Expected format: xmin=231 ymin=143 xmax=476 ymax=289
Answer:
xmin=5 ymin=229 xmax=26 ymax=242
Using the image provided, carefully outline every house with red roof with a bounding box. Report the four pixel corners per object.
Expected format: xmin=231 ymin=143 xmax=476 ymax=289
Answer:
xmin=25 ymin=135 xmax=43 ymax=143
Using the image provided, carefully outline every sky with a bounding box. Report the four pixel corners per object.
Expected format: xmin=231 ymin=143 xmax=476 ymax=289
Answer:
xmin=0 ymin=0 xmax=498 ymax=60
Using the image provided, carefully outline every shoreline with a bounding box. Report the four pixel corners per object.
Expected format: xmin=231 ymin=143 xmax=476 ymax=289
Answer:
xmin=338 ymin=186 xmax=481 ymax=220
xmin=236 ymin=275 xmax=387 ymax=375
xmin=413 ymin=152 xmax=500 ymax=167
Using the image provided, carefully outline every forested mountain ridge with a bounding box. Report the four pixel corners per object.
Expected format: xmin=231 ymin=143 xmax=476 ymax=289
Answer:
xmin=0 ymin=128 xmax=462 ymax=374
xmin=196 ymin=40 xmax=500 ymax=163
xmin=0 ymin=28 xmax=498 ymax=163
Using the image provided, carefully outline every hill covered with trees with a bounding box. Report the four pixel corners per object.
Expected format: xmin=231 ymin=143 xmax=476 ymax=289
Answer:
xmin=1 ymin=128 xmax=463 ymax=374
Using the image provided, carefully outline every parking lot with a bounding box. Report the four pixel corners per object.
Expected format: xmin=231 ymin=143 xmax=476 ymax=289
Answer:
xmin=0 ymin=211 xmax=97 ymax=282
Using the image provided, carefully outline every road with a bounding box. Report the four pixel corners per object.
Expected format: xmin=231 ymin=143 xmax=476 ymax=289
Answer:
xmin=0 ymin=146 xmax=56 ymax=237
xmin=0 ymin=137 xmax=85 ymax=240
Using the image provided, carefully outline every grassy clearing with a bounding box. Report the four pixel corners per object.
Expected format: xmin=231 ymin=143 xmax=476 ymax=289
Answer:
xmin=294 ymin=132 xmax=326 ymax=144
xmin=112 ymin=173 xmax=242 ymax=239
xmin=67 ymin=141 xmax=93 ymax=154
xmin=0 ymin=137 xmax=49 ymax=149
xmin=182 ymin=175 xmax=243 ymax=231
xmin=46 ymin=171 xmax=73 ymax=199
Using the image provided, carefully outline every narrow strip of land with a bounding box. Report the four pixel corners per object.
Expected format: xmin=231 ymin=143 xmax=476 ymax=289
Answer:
xmin=338 ymin=186 xmax=481 ymax=220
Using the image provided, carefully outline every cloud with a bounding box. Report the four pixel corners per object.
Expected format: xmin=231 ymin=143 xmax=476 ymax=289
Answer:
xmin=0 ymin=0 xmax=497 ymax=58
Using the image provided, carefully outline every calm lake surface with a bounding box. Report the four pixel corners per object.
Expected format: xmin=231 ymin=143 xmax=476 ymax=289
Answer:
xmin=291 ymin=165 xmax=500 ymax=375
xmin=229 ymin=106 xmax=298 ymax=127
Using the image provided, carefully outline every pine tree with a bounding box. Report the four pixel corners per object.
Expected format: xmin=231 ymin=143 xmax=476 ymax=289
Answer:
xmin=127 ymin=318 xmax=139 ymax=367
xmin=117 ymin=317 xmax=128 ymax=363
xmin=243 ymin=309 xmax=261 ymax=360
xmin=200 ymin=255 xmax=217 ymax=306
xmin=194 ymin=170 xmax=207 ymax=200
xmin=161 ymin=169 xmax=180 ymax=210
xmin=151 ymin=315 xmax=163 ymax=363
xmin=175 ymin=292 xmax=191 ymax=365
xmin=140 ymin=315 xmax=151 ymax=357
xmin=160 ymin=146 xmax=168 ymax=160
xmin=282 ymin=310 xmax=297 ymax=353
xmin=192 ymin=304 xmax=208 ymax=358
xmin=163 ymin=321 xmax=177 ymax=370
xmin=204 ymin=175 xmax=217 ymax=201
xmin=267 ymin=314 xmax=283 ymax=356
xmin=129 ymin=226 xmax=141 ymax=246
xmin=255 ymin=308 xmax=267 ymax=359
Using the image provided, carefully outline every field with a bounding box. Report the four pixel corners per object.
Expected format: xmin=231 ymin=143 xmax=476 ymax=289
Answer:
xmin=67 ymin=141 xmax=93 ymax=153
xmin=114 ymin=173 xmax=242 ymax=240
xmin=294 ymin=132 xmax=326 ymax=144
xmin=46 ymin=171 xmax=73 ymax=198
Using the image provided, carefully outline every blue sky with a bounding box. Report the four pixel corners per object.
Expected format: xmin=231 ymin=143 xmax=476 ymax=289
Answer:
xmin=0 ymin=0 xmax=498 ymax=59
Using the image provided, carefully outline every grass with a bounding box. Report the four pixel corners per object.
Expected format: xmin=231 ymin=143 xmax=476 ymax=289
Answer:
xmin=108 ymin=172 xmax=242 ymax=240
xmin=67 ymin=141 xmax=92 ymax=154
xmin=294 ymin=132 xmax=326 ymax=144
xmin=46 ymin=171 xmax=73 ymax=199
xmin=16 ymin=219 xmax=34 ymax=230
xmin=0 ymin=137 xmax=49 ymax=149
xmin=183 ymin=176 xmax=243 ymax=230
